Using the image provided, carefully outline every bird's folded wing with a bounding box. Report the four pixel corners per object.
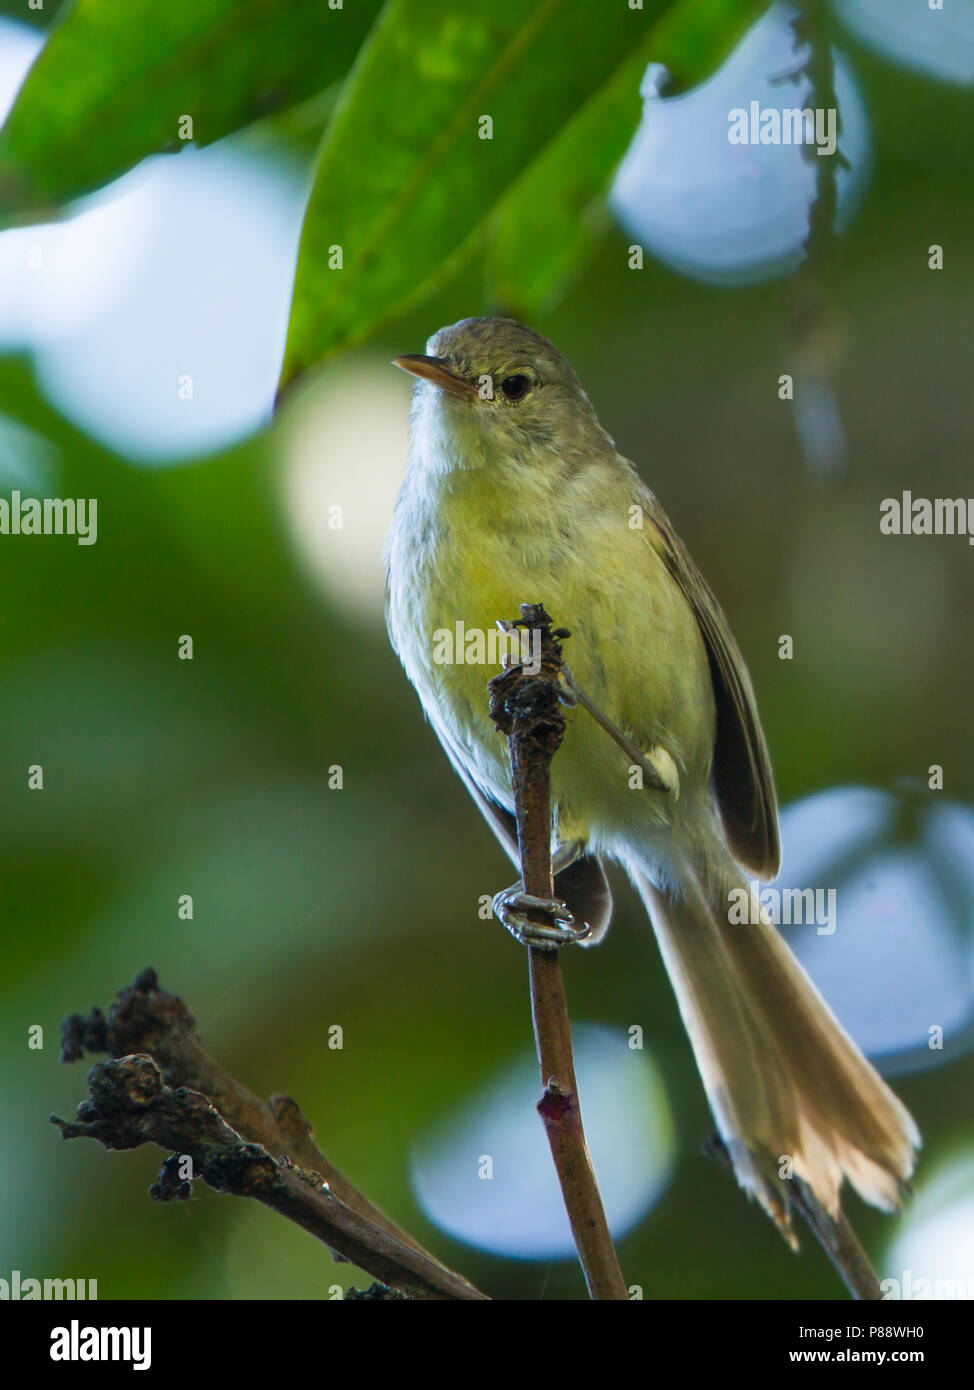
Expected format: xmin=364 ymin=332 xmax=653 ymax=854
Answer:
xmin=642 ymin=486 xmax=781 ymax=879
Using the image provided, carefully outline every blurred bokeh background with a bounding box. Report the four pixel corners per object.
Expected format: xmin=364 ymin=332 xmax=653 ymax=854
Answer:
xmin=1 ymin=0 xmax=972 ymax=1299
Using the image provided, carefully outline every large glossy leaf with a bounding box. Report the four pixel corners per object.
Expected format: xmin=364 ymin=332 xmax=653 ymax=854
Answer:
xmin=484 ymin=0 xmax=760 ymax=317
xmin=0 ymin=0 xmax=382 ymax=216
xmin=278 ymin=0 xmax=676 ymax=389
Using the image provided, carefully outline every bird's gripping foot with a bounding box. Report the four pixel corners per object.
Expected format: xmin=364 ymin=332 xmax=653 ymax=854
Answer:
xmin=492 ymin=887 xmax=590 ymax=951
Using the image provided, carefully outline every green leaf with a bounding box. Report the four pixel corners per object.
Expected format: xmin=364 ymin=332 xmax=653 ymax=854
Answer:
xmin=484 ymin=0 xmax=760 ymax=317
xmin=278 ymin=0 xmax=675 ymax=389
xmin=0 ymin=0 xmax=382 ymax=216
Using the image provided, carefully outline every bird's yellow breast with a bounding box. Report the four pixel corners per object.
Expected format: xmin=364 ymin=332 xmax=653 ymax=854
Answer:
xmin=388 ymin=457 xmax=716 ymax=849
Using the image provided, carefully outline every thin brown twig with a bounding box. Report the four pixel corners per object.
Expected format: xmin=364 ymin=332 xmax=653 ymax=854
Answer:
xmin=489 ymin=603 xmax=627 ymax=1302
xmin=792 ymin=1177 xmax=882 ymax=1301
xmin=706 ymin=1132 xmax=882 ymax=1299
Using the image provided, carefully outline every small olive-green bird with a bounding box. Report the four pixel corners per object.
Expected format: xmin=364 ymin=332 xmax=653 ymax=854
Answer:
xmin=385 ymin=315 xmax=918 ymax=1242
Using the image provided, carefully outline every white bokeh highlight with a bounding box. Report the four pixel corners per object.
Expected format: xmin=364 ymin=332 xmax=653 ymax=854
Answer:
xmin=411 ymin=1024 xmax=674 ymax=1261
xmin=883 ymin=1154 xmax=974 ymax=1299
xmin=833 ymin=0 xmax=974 ymax=88
xmin=0 ymin=17 xmax=310 ymax=462
xmin=769 ymin=786 xmax=974 ymax=1068
xmin=278 ymin=362 xmax=411 ymax=622
xmin=610 ymin=2 xmax=870 ymax=286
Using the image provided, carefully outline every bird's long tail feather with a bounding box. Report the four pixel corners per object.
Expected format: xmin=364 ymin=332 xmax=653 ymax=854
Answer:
xmin=630 ymin=853 xmax=920 ymax=1244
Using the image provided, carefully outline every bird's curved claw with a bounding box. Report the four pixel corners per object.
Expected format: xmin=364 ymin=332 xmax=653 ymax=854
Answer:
xmin=491 ymin=888 xmax=590 ymax=950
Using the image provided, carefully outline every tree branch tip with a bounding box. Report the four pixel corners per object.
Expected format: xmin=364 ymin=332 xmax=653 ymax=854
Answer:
xmin=53 ymin=974 xmax=491 ymax=1298
xmin=150 ymin=1155 xmax=192 ymax=1203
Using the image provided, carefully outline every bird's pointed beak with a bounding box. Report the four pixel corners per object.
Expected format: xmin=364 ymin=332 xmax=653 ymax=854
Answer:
xmin=392 ymin=354 xmax=478 ymax=399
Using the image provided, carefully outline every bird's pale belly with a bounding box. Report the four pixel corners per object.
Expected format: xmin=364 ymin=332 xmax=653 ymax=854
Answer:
xmin=396 ymin=512 xmax=716 ymax=855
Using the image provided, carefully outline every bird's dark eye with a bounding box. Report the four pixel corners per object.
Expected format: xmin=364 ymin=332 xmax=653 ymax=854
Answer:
xmin=500 ymin=374 xmax=531 ymax=401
